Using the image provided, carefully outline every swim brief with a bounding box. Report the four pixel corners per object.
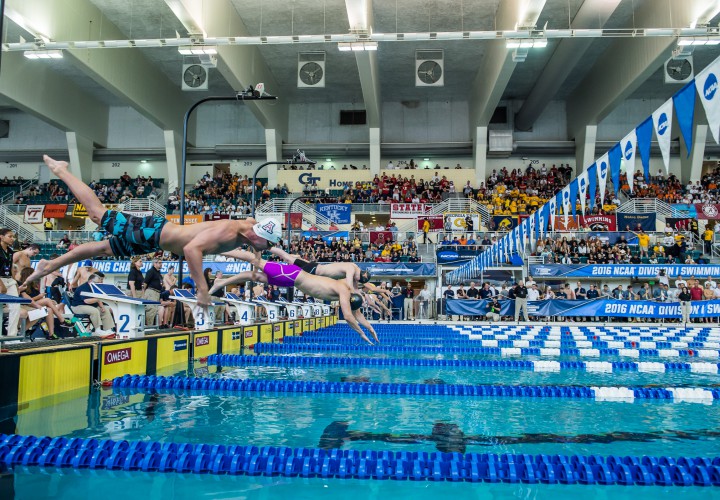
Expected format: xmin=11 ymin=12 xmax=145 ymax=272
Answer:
xmin=263 ymin=261 xmax=302 ymax=288
xmin=100 ymin=210 xmax=168 ymax=257
xmin=294 ymin=258 xmax=319 ymax=274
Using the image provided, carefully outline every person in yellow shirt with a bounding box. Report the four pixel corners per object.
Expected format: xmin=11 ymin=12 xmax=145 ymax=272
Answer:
xmin=703 ymin=226 xmax=714 ymax=255
xmin=496 ymin=184 xmax=506 ymax=195
xmin=637 ymin=229 xmax=650 ymax=258
xmin=502 ymin=208 xmax=512 ymax=215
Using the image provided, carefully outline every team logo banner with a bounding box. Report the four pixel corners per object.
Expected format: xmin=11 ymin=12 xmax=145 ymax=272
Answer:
xmin=43 ymin=204 xmax=68 ymax=219
xmin=24 ymin=205 xmax=45 ymax=224
xmin=391 ymin=203 xmax=431 ymax=217
xmin=616 ymin=213 xmax=656 ymax=232
xmin=552 ymin=215 xmax=617 ymax=231
xmin=317 ymin=204 xmax=351 ymax=224
xmin=529 ymin=264 xmax=720 ymax=278
xmin=417 ymin=216 xmax=444 ymax=231
xmin=490 ymin=215 xmax=517 ymax=232
xmin=665 ymin=217 xmax=698 ymax=235
xmin=72 ymin=204 xmax=89 ymax=218
xmin=444 ymin=213 xmax=481 ymax=232
xmin=695 ymin=204 xmax=720 ymax=220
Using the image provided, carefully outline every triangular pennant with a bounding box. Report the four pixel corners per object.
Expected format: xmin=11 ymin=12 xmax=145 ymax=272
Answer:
xmin=608 ymin=143 xmax=622 ymax=196
xmin=673 ymin=80 xmax=696 ymax=157
xmin=548 ymin=195 xmax=557 ymax=231
xmin=636 ymin=117 xmax=653 ymax=182
xmin=577 ymin=170 xmax=589 ymax=216
xmin=561 ymin=185 xmax=571 ymax=225
xmin=621 ymin=129 xmax=637 ymax=193
xmin=568 ymin=180 xmax=578 ymax=218
xmin=652 ymin=97 xmax=673 ymax=173
xmin=695 ymin=56 xmax=720 ymax=144
xmin=596 ymin=153 xmax=609 ymax=207
xmin=587 ymin=163 xmax=597 ymax=212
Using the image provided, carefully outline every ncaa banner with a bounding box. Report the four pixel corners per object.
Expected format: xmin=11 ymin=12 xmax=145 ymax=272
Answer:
xmin=616 ymin=212 xmax=656 ymax=232
xmin=24 ymin=205 xmax=45 ymax=224
xmin=596 ymin=152 xmax=609 ymax=207
xmin=577 ymin=170 xmax=589 ymax=215
xmin=355 ymin=263 xmax=436 ymax=277
xmin=33 ymin=259 xmax=253 ymax=276
xmin=316 ymin=204 xmax=351 ymax=224
xmin=620 ymin=129 xmax=637 ymax=192
xmin=529 ymin=263 xmax=720 ymax=279
xmin=652 ymin=97 xmax=673 ymax=173
xmin=695 ymin=55 xmax=720 ymax=144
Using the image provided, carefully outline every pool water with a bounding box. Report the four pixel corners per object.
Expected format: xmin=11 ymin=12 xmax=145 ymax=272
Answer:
xmin=3 ymin=323 xmax=720 ymax=498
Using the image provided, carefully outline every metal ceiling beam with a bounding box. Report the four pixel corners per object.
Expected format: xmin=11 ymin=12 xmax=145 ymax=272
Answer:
xmin=345 ymin=0 xmax=381 ymax=128
xmin=515 ymin=0 xmax=622 ymax=132
xmin=165 ymin=0 xmax=289 ymax=139
xmin=469 ymin=0 xmax=546 ymax=128
xmin=566 ymin=0 xmax=718 ymax=138
xmin=0 ymin=51 xmax=108 ymax=146
xmin=6 ymin=0 xmax=190 ymax=133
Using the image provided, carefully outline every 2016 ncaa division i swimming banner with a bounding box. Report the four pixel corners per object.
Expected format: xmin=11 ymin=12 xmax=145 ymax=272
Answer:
xmin=529 ymin=264 xmax=720 ymax=278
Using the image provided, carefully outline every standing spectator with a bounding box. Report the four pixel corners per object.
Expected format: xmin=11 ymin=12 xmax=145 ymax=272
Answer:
xmin=527 ymin=284 xmax=540 ymax=321
xmin=0 ymin=229 xmax=19 ymax=336
xmin=142 ymin=258 xmax=163 ymax=327
xmin=403 ymin=283 xmax=415 ymax=320
xmin=486 ymin=297 xmax=501 ymax=322
xmin=422 ymin=218 xmax=431 ymax=244
xmin=637 ymin=230 xmax=650 ymax=258
xmin=466 ymin=282 xmax=479 ymax=299
xmin=514 ymin=281 xmax=529 ymax=322
xmin=127 ymin=257 xmax=144 ymax=298
xmin=703 ymin=225 xmax=714 ymax=255
xmin=417 ymin=286 xmax=433 ymax=319
xmin=678 ymin=286 xmax=692 ymax=325
xmin=465 ymin=214 xmax=474 ymax=233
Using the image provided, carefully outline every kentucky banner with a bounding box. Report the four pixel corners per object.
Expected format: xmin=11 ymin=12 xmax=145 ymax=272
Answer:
xmin=621 ymin=129 xmax=637 ymax=192
xmin=355 ymin=263 xmax=436 ymax=277
xmin=652 ymin=97 xmax=673 ymax=173
xmin=695 ymin=55 xmax=720 ymax=144
xmin=24 ymin=205 xmax=45 ymax=224
xmin=317 ymin=204 xmax=351 ymax=224
xmin=616 ymin=212 xmax=656 ymax=232
xmin=596 ymin=152 xmax=609 ymax=207
xmin=446 ymin=298 xmax=720 ymax=319
xmin=529 ymin=263 xmax=720 ymax=279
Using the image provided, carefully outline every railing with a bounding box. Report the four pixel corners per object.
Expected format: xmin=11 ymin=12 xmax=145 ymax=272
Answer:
xmin=0 ymin=176 xmax=38 ymax=205
xmin=0 ymin=205 xmax=35 ymax=242
xmin=256 ymin=198 xmax=334 ymax=229
xmin=119 ymin=198 xmax=166 ymax=218
xmin=615 ymin=198 xmax=672 ymax=219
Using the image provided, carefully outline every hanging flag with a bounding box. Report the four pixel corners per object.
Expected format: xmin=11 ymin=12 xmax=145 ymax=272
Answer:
xmin=621 ymin=129 xmax=637 ymax=193
xmin=547 ymin=195 xmax=557 ymax=231
xmin=695 ymin=55 xmax=720 ymax=144
xmin=652 ymin=98 xmax=673 ymax=173
xmin=587 ymin=163 xmax=597 ymax=212
xmin=577 ymin=170 xmax=589 ymax=215
xmin=596 ymin=152 xmax=609 ymax=207
xmin=561 ymin=186 xmax=571 ymax=225
xmin=568 ymin=180 xmax=579 ymax=218
xmin=636 ymin=117 xmax=653 ymax=182
xmin=528 ymin=211 xmax=536 ymax=247
xmin=538 ymin=204 xmax=547 ymax=240
xmin=608 ymin=143 xmax=622 ymax=196
xmin=673 ymin=80 xmax=696 ymax=157
xmin=518 ymin=223 xmax=525 ymax=255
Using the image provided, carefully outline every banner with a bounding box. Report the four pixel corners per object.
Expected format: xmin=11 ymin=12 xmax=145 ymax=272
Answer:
xmin=529 ymin=263 xmax=720 ymax=278
xmin=673 ymin=80 xmax=696 ymax=156
xmin=417 ymin=216 xmax=444 ymax=231
xmin=34 ymin=259 xmax=253 ymax=276
xmin=444 ymin=213 xmax=481 ymax=232
xmin=355 ymin=262 xmax=436 ymax=277
xmin=608 ymin=143 xmax=622 ymax=195
xmin=491 ymin=215 xmax=518 ymax=232
xmin=72 ymin=204 xmax=88 ymax=218
xmin=696 ymin=56 xmax=720 ymax=144
xmin=24 ymin=205 xmax=45 ymax=224
xmin=616 ymin=213 xmax=656 ymax=232
xmin=391 ymin=203 xmax=431 ymax=217
xmin=552 ymin=215 xmax=617 ymax=231
xmin=636 ymin=118 xmax=653 ymax=181
xmin=165 ymin=214 xmax=204 ymax=224
xmin=446 ymin=298 xmax=720 ymax=319
xmin=285 ymin=212 xmax=303 ymax=230
xmin=596 ymin=153 xmax=609 ymax=207
xmin=316 ymin=203 xmax=351 ymax=224
xmin=621 ymin=129 xmax=637 ymax=192
xmin=43 ymin=204 xmax=68 ymax=219
xmin=123 ymin=210 xmax=154 ymax=218
xmin=695 ymin=203 xmax=720 ymax=220
xmin=370 ymin=231 xmax=394 ymax=245
xmin=652 ymin=98 xmax=673 ymax=173
xmin=577 ymin=170 xmax=588 ymax=215
xmin=587 ymin=163 xmax=597 ymax=212
xmin=665 ymin=217 xmax=698 ymax=236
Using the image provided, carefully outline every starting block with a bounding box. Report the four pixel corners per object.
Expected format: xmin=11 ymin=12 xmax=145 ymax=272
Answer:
xmin=254 ymin=296 xmax=283 ymax=323
xmin=277 ymin=297 xmax=304 ymax=320
xmin=81 ymin=283 xmax=160 ymax=339
xmin=222 ymin=293 xmax=256 ymax=325
xmin=0 ymin=293 xmax=31 ymax=342
xmin=306 ymin=298 xmax=327 ymax=317
xmin=170 ymin=289 xmax=223 ymax=331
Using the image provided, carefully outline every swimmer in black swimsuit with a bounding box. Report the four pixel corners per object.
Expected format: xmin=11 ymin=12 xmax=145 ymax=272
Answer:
xmin=25 ymin=156 xmax=280 ymax=308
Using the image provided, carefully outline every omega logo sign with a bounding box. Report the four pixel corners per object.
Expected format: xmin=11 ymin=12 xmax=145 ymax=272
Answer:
xmin=195 ymin=336 xmax=210 ymax=347
xmin=105 ymin=348 xmax=131 ymax=365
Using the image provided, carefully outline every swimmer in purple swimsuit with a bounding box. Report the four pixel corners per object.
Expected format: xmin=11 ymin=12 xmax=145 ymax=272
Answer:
xmin=210 ymin=249 xmax=378 ymax=344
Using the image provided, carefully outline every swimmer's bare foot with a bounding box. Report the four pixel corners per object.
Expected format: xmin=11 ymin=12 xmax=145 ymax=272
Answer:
xmin=208 ymin=278 xmax=229 ymax=295
xmin=23 ymin=259 xmax=50 ymax=285
xmin=360 ymin=334 xmax=373 ymax=345
xmin=43 ymin=155 xmax=69 ymax=175
xmin=370 ymin=331 xmax=380 ymax=343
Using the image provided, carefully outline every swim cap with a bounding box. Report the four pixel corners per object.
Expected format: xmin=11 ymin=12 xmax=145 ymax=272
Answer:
xmin=359 ymin=270 xmax=371 ymax=284
xmin=82 ymin=260 xmax=93 ymax=267
xmin=349 ymin=293 xmax=363 ymax=311
xmin=252 ymin=218 xmax=282 ymax=244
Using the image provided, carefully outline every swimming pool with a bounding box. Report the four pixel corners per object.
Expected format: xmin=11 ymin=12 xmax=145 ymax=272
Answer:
xmin=3 ymin=323 xmax=719 ymax=498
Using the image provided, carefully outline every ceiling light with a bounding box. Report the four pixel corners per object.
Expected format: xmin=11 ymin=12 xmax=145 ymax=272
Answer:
xmin=338 ymin=42 xmax=352 ymax=51
xmin=179 ymin=45 xmax=216 ymax=55
xmin=24 ymin=49 xmax=63 ymax=59
xmin=364 ymin=41 xmax=378 ymax=50
xmin=134 ymin=39 xmax=163 ymax=47
xmin=506 ymin=39 xmax=546 ymax=49
xmin=423 ymin=158 xmax=430 ymax=161
xmin=351 ymin=44 xmax=364 ymax=51
xmin=326 ymin=158 xmax=332 ymax=162
xmin=103 ymin=40 xmax=133 ymax=48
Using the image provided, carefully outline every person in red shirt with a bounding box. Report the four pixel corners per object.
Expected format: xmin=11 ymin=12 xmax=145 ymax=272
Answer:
xmin=690 ymin=283 xmax=704 ymax=301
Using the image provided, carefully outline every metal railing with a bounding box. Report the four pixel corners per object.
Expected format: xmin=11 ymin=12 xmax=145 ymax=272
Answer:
xmin=256 ymin=198 xmax=334 ymax=229
xmin=0 ymin=205 xmax=34 ymax=241
xmin=119 ymin=198 xmax=166 ymax=218
xmin=615 ymin=198 xmax=672 ymax=219
xmin=0 ymin=176 xmax=38 ymax=204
